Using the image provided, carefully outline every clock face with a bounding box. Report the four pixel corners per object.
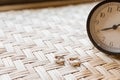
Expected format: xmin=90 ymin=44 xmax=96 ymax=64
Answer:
xmin=87 ymin=1 xmax=120 ymax=54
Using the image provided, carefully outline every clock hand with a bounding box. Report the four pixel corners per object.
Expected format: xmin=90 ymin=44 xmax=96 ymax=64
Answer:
xmin=101 ymin=27 xmax=113 ymax=31
xmin=101 ymin=24 xmax=120 ymax=31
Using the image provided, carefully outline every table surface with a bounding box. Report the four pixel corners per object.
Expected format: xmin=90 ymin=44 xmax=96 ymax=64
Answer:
xmin=0 ymin=2 xmax=119 ymax=80
xmin=0 ymin=0 xmax=60 ymax=5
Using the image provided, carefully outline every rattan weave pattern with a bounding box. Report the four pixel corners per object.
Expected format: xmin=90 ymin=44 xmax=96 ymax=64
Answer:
xmin=0 ymin=2 xmax=120 ymax=80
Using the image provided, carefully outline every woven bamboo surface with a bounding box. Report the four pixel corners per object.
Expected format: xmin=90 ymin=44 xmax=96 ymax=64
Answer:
xmin=0 ymin=2 xmax=120 ymax=80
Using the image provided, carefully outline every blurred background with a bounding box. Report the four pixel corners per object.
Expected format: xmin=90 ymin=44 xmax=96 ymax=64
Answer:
xmin=0 ymin=0 xmax=98 ymax=5
xmin=0 ymin=0 xmax=100 ymax=11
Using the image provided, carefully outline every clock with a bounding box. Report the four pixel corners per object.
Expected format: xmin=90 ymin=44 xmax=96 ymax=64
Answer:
xmin=87 ymin=0 xmax=120 ymax=54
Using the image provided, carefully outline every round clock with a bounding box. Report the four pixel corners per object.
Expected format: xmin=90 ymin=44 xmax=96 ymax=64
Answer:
xmin=87 ymin=0 xmax=120 ymax=54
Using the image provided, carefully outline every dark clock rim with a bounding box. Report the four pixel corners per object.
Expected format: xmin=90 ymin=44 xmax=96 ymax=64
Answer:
xmin=87 ymin=0 xmax=120 ymax=54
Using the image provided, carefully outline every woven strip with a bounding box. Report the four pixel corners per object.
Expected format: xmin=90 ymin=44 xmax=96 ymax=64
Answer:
xmin=0 ymin=2 xmax=119 ymax=80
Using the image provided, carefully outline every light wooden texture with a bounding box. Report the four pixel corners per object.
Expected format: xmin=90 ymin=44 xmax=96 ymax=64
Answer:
xmin=0 ymin=0 xmax=100 ymax=11
xmin=0 ymin=2 xmax=120 ymax=80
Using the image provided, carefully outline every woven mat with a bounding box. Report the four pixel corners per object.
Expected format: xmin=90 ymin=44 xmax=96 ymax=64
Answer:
xmin=0 ymin=2 xmax=120 ymax=80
